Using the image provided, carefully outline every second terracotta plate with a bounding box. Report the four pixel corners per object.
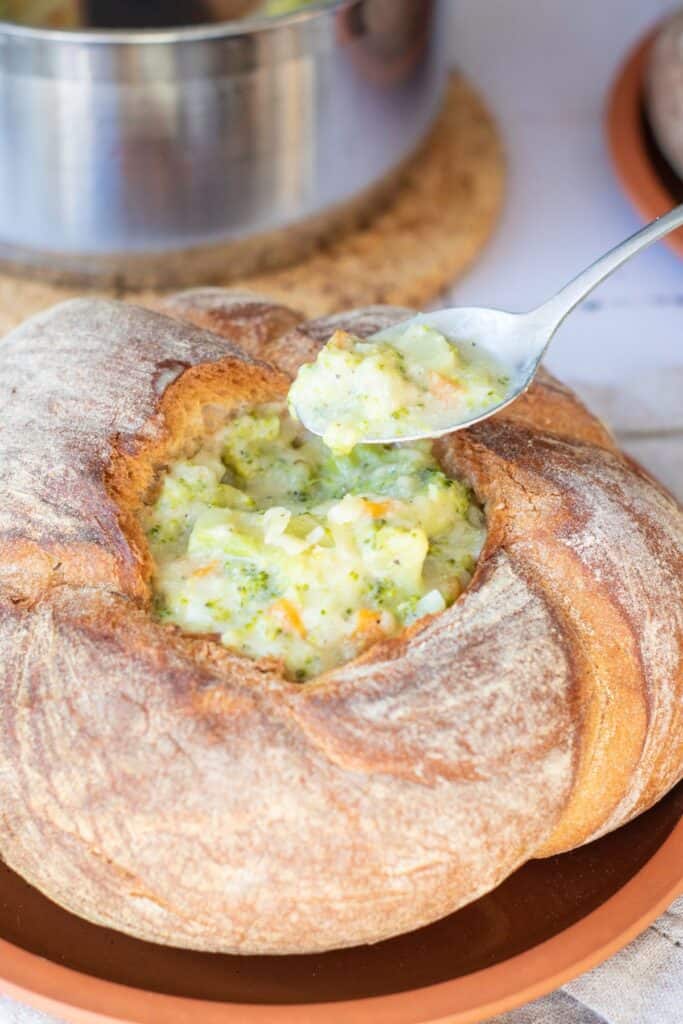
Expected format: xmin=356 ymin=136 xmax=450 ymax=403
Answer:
xmin=0 ymin=782 xmax=681 ymax=1024
xmin=607 ymin=28 xmax=683 ymax=255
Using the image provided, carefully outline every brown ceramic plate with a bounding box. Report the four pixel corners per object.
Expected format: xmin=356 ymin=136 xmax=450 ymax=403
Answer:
xmin=0 ymin=781 xmax=680 ymax=1024
xmin=607 ymin=28 xmax=683 ymax=256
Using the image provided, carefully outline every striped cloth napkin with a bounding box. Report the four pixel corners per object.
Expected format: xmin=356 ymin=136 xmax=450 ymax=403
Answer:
xmin=492 ymin=897 xmax=683 ymax=1024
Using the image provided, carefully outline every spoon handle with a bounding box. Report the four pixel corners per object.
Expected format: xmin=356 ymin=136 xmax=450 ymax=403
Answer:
xmin=534 ymin=203 xmax=683 ymax=332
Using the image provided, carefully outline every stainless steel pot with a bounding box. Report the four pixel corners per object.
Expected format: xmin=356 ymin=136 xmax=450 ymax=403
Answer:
xmin=0 ymin=0 xmax=447 ymax=288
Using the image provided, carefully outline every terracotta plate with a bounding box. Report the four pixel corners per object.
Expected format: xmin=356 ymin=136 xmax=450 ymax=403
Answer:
xmin=0 ymin=781 xmax=680 ymax=1024
xmin=607 ymin=29 xmax=683 ymax=256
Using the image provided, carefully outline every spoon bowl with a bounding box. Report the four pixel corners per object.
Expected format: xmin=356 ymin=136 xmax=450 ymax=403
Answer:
xmin=361 ymin=307 xmax=544 ymax=442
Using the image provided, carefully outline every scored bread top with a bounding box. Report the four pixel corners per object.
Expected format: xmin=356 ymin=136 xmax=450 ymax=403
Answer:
xmin=0 ymin=291 xmax=680 ymax=954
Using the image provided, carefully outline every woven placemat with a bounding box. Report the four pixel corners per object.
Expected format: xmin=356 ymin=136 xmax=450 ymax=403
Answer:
xmin=0 ymin=73 xmax=504 ymax=336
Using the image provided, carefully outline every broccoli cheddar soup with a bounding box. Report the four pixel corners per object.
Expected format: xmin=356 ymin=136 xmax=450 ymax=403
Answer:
xmin=288 ymin=323 xmax=511 ymax=454
xmin=145 ymin=405 xmax=484 ymax=680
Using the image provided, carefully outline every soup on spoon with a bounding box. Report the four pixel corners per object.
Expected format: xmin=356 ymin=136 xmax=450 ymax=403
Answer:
xmin=288 ymin=319 xmax=512 ymax=455
xmin=291 ymin=208 xmax=683 ymax=451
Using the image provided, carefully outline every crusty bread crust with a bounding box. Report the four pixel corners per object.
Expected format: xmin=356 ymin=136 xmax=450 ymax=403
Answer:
xmin=0 ymin=293 xmax=680 ymax=954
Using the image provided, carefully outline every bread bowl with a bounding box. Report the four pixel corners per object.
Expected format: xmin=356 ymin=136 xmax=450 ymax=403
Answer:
xmin=0 ymin=290 xmax=680 ymax=955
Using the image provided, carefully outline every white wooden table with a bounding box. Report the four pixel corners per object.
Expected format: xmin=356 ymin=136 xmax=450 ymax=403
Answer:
xmin=447 ymin=0 xmax=682 ymax=500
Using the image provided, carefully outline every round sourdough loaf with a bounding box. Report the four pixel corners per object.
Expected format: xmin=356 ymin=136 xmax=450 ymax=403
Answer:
xmin=0 ymin=290 xmax=680 ymax=954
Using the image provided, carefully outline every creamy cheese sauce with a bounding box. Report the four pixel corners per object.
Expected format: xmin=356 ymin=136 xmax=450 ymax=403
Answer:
xmin=145 ymin=404 xmax=485 ymax=680
xmin=288 ymin=324 xmax=511 ymax=454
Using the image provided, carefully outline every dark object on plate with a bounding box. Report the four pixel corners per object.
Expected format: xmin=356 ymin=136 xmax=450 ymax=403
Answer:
xmin=647 ymin=10 xmax=683 ymax=182
xmin=641 ymin=108 xmax=683 ymax=205
xmin=607 ymin=27 xmax=683 ymax=256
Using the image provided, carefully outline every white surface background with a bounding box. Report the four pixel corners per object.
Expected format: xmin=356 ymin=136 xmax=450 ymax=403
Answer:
xmin=0 ymin=2 xmax=681 ymax=1023
xmin=446 ymin=0 xmax=682 ymax=495
xmin=449 ymin=0 xmax=679 ymax=388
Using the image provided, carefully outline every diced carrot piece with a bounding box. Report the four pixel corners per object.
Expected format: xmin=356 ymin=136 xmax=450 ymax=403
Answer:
xmin=361 ymin=499 xmax=392 ymax=518
xmin=271 ymin=599 xmax=307 ymax=637
xmin=329 ymin=329 xmax=354 ymax=351
xmin=354 ymin=608 xmax=386 ymax=643
xmin=428 ymin=371 xmax=464 ymax=400
xmin=191 ymin=561 xmax=218 ymax=578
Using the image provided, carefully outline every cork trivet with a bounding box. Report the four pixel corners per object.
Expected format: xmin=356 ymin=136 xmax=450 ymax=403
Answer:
xmin=0 ymin=74 xmax=504 ymax=335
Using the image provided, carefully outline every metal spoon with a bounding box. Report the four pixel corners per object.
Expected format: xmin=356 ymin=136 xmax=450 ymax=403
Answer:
xmin=295 ymin=204 xmax=683 ymax=445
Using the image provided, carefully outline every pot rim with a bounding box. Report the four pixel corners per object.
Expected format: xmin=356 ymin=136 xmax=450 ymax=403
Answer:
xmin=0 ymin=0 xmax=345 ymax=45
